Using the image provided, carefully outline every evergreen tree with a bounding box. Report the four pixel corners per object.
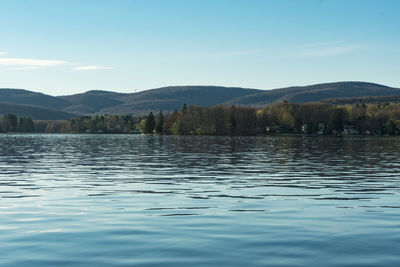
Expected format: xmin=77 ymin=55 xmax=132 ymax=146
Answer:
xmin=182 ymin=103 xmax=187 ymax=114
xmin=332 ymin=108 xmax=345 ymax=132
xmin=229 ymin=105 xmax=237 ymax=135
xmin=17 ymin=117 xmax=34 ymax=132
xmin=2 ymin=114 xmax=18 ymax=132
xmin=144 ymin=112 xmax=155 ymax=134
xmin=19 ymin=117 xmax=25 ymax=132
xmin=155 ymin=110 xmax=164 ymax=134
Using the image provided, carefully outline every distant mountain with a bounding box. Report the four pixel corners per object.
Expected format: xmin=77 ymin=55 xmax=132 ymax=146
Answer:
xmin=1 ymin=82 xmax=400 ymax=119
xmin=99 ymin=86 xmax=261 ymax=114
xmin=0 ymin=88 xmax=71 ymax=109
xmin=59 ymin=90 xmax=125 ymax=114
xmin=0 ymin=102 xmax=78 ymax=120
xmin=224 ymin=82 xmax=400 ymax=106
xmin=54 ymin=86 xmax=260 ymax=115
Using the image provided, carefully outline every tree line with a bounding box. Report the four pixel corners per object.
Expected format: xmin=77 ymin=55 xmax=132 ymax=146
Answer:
xmin=0 ymin=114 xmax=35 ymax=133
xmin=2 ymin=101 xmax=400 ymax=135
xmin=33 ymin=115 xmax=142 ymax=134
xmin=140 ymin=102 xmax=400 ymax=135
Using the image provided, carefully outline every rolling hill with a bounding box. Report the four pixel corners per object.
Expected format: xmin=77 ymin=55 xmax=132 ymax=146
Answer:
xmin=1 ymin=81 xmax=400 ymax=119
xmin=55 ymin=86 xmax=261 ymax=115
xmin=59 ymin=90 xmax=125 ymax=114
xmin=0 ymin=102 xmax=78 ymax=120
xmin=224 ymin=82 xmax=400 ymax=106
xmin=99 ymin=86 xmax=261 ymax=114
xmin=0 ymin=88 xmax=71 ymax=109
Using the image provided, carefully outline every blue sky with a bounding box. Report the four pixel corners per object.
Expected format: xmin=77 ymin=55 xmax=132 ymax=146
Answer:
xmin=0 ymin=0 xmax=399 ymax=95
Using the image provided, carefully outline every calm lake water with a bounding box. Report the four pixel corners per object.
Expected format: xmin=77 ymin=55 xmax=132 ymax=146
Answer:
xmin=1 ymin=134 xmax=400 ymax=266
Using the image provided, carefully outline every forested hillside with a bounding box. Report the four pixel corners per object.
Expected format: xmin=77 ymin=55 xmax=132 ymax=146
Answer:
xmin=225 ymin=82 xmax=400 ymax=106
xmin=1 ymin=82 xmax=400 ymax=119
xmin=0 ymin=102 xmax=78 ymax=120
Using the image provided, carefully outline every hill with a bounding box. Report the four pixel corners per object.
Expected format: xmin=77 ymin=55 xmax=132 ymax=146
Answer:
xmin=0 ymin=88 xmax=71 ymax=109
xmin=98 ymin=86 xmax=261 ymax=114
xmin=59 ymin=90 xmax=125 ymax=114
xmin=0 ymin=102 xmax=78 ymax=120
xmin=224 ymin=82 xmax=400 ymax=106
xmin=2 ymin=82 xmax=400 ymax=119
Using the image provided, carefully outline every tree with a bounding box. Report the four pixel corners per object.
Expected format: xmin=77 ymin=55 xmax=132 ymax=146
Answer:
xmin=229 ymin=105 xmax=237 ymax=135
xmin=18 ymin=117 xmax=35 ymax=132
xmin=332 ymin=108 xmax=345 ymax=133
xmin=155 ymin=110 xmax=164 ymax=134
xmin=182 ymin=103 xmax=187 ymax=113
xmin=143 ymin=112 xmax=155 ymax=134
xmin=210 ymin=105 xmax=228 ymax=135
xmin=281 ymin=112 xmax=295 ymax=130
xmin=26 ymin=117 xmax=34 ymax=132
xmin=384 ymin=119 xmax=397 ymax=135
xmin=2 ymin=114 xmax=18 ymax=132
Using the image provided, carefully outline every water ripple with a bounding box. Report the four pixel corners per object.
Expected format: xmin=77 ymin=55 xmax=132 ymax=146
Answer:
xmin=1 ymin=134 xmax=400 ymax=266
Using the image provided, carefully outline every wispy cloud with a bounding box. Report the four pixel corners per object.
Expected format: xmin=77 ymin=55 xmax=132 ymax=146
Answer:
xmin=73 ymin=65 xmax=114 ymax=71
xmin=296 ymin=42 xmax=360 ymax=58
xmin=0 ymin=57 xmax=67 ymax=66
xmin=0 ymin=52 xmax=112 ymax=71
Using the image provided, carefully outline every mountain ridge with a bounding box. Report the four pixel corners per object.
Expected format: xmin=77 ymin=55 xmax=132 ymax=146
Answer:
xmin=224 ymin=81 xmax=398 ymax=106
xmin=0 ymin=102 xmax=78 ymax=120
xmin=1 ymin=81 xmax=400 ymax=119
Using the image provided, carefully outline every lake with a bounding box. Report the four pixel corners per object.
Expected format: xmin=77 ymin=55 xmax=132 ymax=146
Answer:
xmin=1 ymin=134 xmax=400 ymax=266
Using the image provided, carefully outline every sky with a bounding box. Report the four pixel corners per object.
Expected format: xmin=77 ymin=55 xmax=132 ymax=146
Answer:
xmin=0 ymin=0 xmax=399 ymax=95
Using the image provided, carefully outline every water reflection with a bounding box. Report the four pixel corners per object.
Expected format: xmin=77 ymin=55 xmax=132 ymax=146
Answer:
xmin=0 ymin=134 xmax=400 ymax=266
